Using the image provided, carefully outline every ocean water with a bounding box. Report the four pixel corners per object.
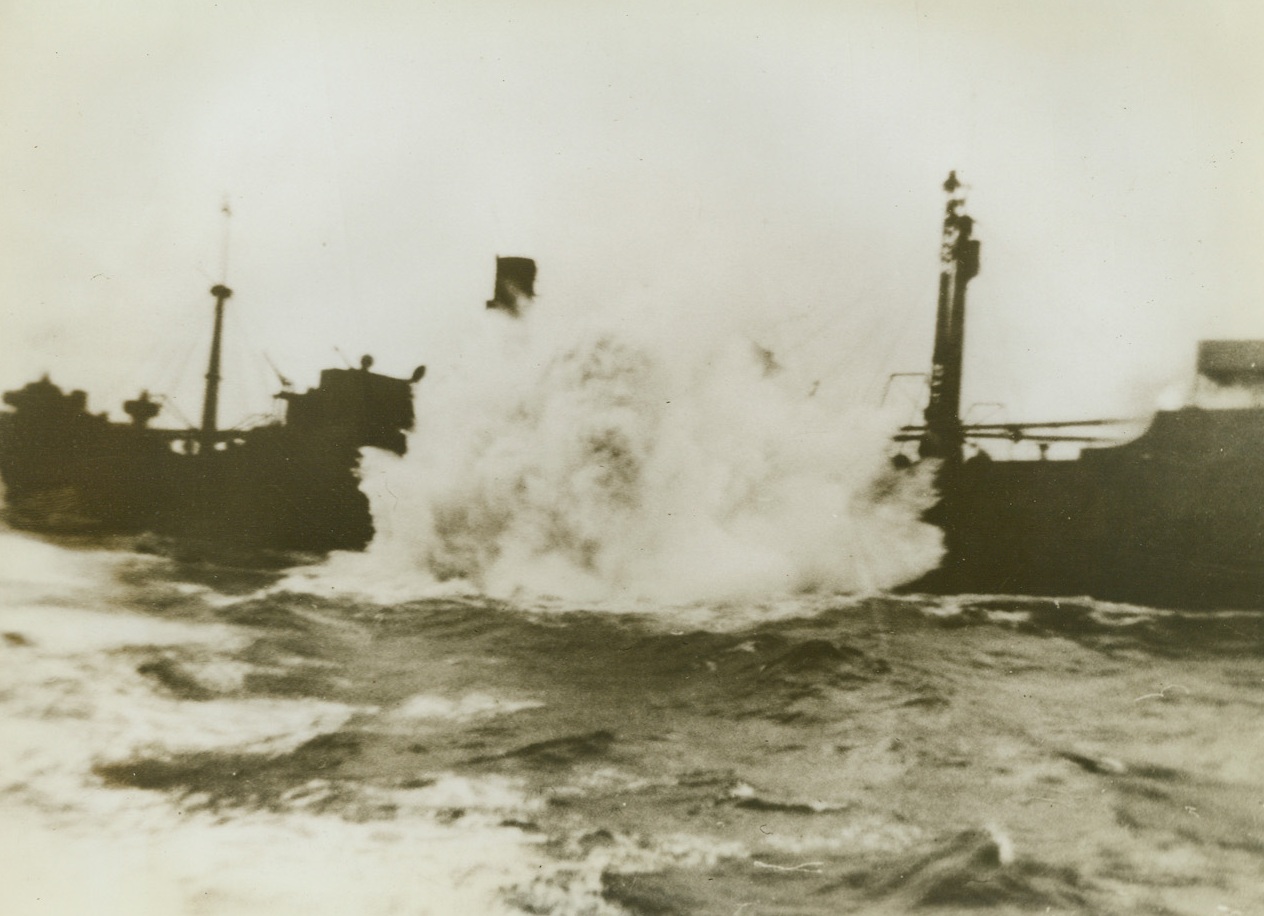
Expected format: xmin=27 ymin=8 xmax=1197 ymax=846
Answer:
xmin=2 ymin=528 xmax=1262 ymax=916
xmin=4 ymin=306 xmax=1263 ymax=915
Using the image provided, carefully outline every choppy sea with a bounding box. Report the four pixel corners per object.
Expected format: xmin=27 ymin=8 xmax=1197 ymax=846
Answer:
xmin=2 ymin=528 xmax=1261 ymax=916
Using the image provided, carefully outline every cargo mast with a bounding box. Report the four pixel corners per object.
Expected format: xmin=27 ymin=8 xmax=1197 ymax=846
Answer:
xmin=199 ymin=198 xmax=234 ymax=453
xmin=199 ymin=283 xmax=232 ymax=451
xmin=920 ymin=172 xmax=980 ymax=462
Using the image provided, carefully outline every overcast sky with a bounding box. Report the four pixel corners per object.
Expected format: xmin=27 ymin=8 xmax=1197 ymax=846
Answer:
xmin=2 ymin=0 xmax=1261 ymax=426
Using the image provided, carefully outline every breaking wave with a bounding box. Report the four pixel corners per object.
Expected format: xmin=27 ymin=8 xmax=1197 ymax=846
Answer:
xmin=317 ymin=293 xmax=942 ymax=604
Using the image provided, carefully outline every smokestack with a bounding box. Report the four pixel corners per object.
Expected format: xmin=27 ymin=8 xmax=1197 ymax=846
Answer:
xmin=485 ymin=256 xmax=537 ymax=318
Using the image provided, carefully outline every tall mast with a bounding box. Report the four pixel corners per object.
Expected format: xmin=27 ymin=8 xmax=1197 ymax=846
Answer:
xmin=200 ymin=283 xmax=232 ymax=451
xmin=199 ymin=198 xmax=233 ymax=453
xmin=921 ymin=171 xmax=980 ymax=462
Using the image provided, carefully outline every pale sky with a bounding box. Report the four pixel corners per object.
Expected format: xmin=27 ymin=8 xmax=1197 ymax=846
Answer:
xmin=2 ymin=0 xmax=1262 ymax=427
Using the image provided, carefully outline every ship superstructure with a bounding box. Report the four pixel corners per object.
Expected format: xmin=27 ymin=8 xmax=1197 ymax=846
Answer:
xmin=0 ymin=279 xmax=426 ymax=552
xmin=901 ymin=176 xmax=1264 ymax=608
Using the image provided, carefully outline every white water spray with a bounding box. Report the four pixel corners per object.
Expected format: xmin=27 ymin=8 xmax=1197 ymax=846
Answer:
xmin=326 ymin=288 xmax=942 ymax=604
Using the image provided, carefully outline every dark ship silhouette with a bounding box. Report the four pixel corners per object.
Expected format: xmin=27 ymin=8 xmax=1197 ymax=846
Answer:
xmin=0 ymin=257 xmax=536 ymax=553
xmin=899 ymin=173 xmax=1264 ymax=609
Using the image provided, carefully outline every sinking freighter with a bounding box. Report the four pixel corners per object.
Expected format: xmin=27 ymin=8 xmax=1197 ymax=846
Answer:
xmin=0 ymin=257 xmax=536 ymax=553
xmin=899 ymin=173 xmax=1264 ymax=608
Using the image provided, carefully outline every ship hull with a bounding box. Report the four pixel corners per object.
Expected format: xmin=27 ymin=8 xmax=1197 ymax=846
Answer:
xmin=0 ymin=363 xmax=419 ymax=555
xmin=0 ymin=418 xmax=374 ymax=553
xmin=913 ymin=407 xmax=1264 ymax=609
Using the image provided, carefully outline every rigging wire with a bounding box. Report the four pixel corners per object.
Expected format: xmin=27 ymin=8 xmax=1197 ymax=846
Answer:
xmin=96 ymin=286 xmax=199 ymax=415
xmin=219 ymin=290 xmax=283 ymax=428
xmin=156 ymin=393 xmax=196 ymax=428
xmin=264 ymin=353 xmax=292 ymax=389
xmin=744 ymin=274 xmax=938 ymax=409
xmin=229 ymin=412 xmax=281 ymax=432
xmin=99 ymin=299 xmax=205 ymax=427
xmin=230 ymin=288 xmax=288 ymax=396
xmin=160 ymin=303 xmax=213 ymax=425
xmin=201 ymin=199 xmax=287 ymax=428
xmin=861 ymin=285 xmax=938 ymax=407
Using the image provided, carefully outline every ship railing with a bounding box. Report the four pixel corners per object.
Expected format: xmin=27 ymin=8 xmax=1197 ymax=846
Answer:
xmin=894 ymin=418 xmax=1142 ymax=445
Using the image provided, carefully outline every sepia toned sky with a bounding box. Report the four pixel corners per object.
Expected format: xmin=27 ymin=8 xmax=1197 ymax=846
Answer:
xmin=1 ymin=0 xmax=1261 ymax=426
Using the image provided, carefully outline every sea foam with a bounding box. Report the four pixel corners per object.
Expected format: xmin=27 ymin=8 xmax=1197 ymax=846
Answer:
xmin=303 ymin=289 xmax=943 ymax=605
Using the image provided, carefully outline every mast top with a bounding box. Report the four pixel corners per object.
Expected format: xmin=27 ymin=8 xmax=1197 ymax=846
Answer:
xmin=940 ymin=173 xmax=978 ymax=278
xmin=919 ymin=172 xmax=981 ymax=462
